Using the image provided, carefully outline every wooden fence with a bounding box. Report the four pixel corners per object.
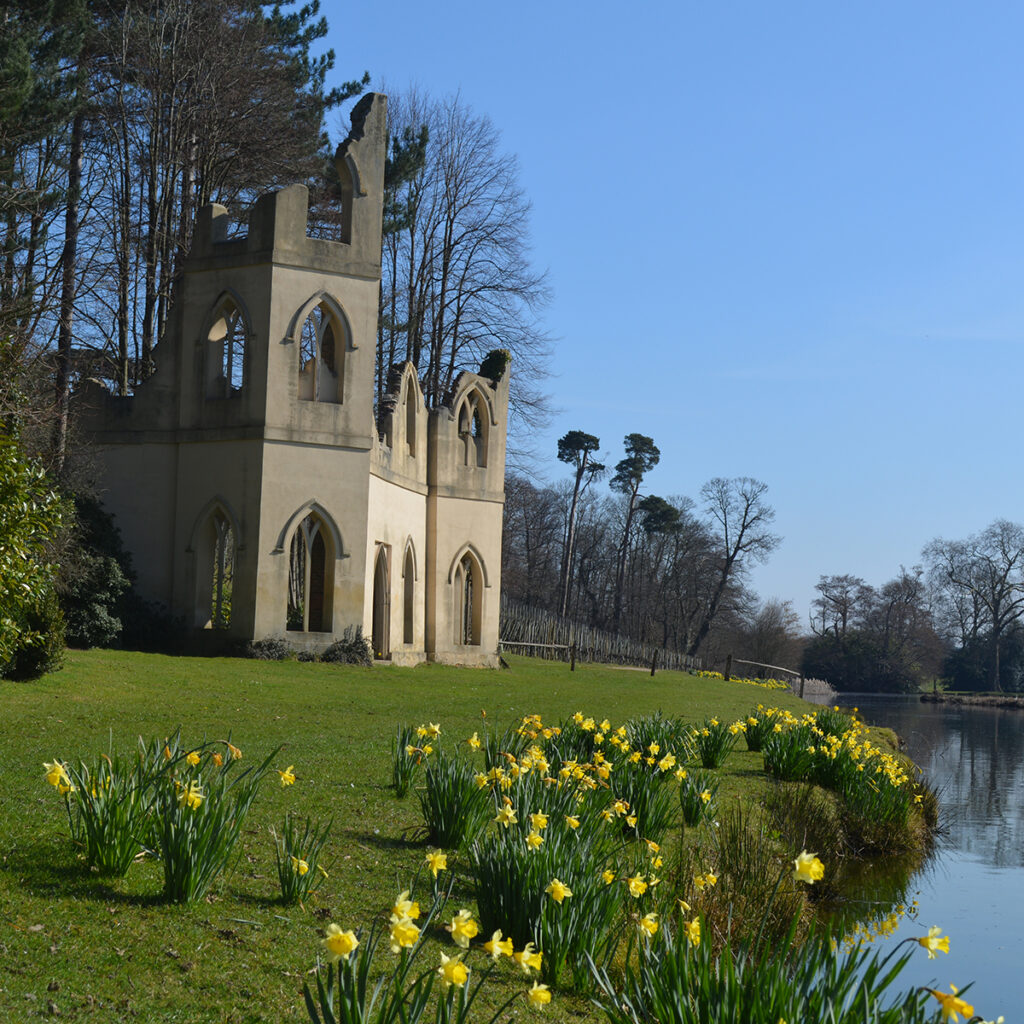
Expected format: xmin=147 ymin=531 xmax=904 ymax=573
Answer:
xmin=499 ymin=595 xmax=702 ymax=673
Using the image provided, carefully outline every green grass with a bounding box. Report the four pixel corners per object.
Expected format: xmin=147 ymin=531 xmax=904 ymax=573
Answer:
xmin=0 ymin=651 xmax=895 ymax=1022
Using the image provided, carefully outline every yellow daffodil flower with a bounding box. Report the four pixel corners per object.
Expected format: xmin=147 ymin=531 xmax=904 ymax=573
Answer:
xmin=425 ymin=850 xmax=447 ymax=878
xmin=527 ymin=981 xmax=551 ymax=1009
xmin=602 ymin=869 xmax=616 ymax=885
xmin=447 ymin=909 xmax=479 ymax=948
xmin=391 ymin=890 xmax=420 ymax=921
xmin=526 ymin=830 xmax=544 ymax=850
xmin=389 ymin=918 xmax=420 ymax=952
xmin=793 ymin=850 xmax=825 ymax=884
xmin=177 ymin=780 xmax=203 ymax=810
xmin=468 ymin=731 xmax=481 ymax=750
xmin=291 ymin=856 xmax=309 ymax=875
xmin=627 ymin=875 xmax=647 ymax=898
xmin=278 ymin=765 xmax=296 ymax=786
xmin=639 ymin=912 xmax=658 ymax=937
xmin=438 ymin=952 xmax=468 ymax=990
xmin=700 ymin=790 xmax=712 ymax=804
xmin=677 ymin=898 xmax=691 ymax=912
xmin=685 ymin=918 xmax=701 ymax=947
xmin=927 ymin=985 xmax=973 ymax=1022
xmin=211 ymin=752 xmax=223 ymax=767
xmin=43 ymin=760 xmax=70 ymax=790
xmin=186 ymin=751 xmax=200 ymax=767
xmin=918 ymin=926 xmax=950 ymax=959
xmin=484 ymin=929 xmax=514 ymax=959
xmin=530 ymin=811 xmax=548 ymax=830
xmin=545 ymin=878 xmax=572 ymax=903
xmin=495 ymin=802 xmax=518 ymax=827
xmin=513 ymin=942 xmax=543 ymax=974
xmin=323 ymin=924 xmax=358 ymax=963
xmin=227 ymin=743 xmax=242 ymax=760
xmin=565 ymin=815 xmax=580 ymax=829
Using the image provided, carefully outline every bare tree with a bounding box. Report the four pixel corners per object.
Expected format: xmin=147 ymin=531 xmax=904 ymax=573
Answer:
xmin=686 ymin=477 xmax=780 ymax=657
xmin=924 ymin=520 xmax=1024 ymax=692
xmin=810 ymin=573 xmax=871 ymax=637
xmin=379 ymin=91 xmax=551 ymax=448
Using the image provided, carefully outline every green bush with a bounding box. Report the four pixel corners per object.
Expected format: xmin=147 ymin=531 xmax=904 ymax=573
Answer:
xmin=322 ymin=626 xmax=372 ymax=666
xmin=5 ymin=588 xmax=65 ymax=679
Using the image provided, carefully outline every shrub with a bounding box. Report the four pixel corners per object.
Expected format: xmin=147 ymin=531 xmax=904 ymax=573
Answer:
xmin=62 ymin=747 xmax=156 ymax=876
xmin=691 ymin=718 xmax=737 ymax=769
xmin=243 ymin=637 xmax=292 ymax=661
xmin=5 ymin=588 xmax=65 ymax=679
xmin=418 ymin=753 xmax=492 ymax=849
xmin=321 ymin=626 xmax=372 ymax=666
xmin=274 ymin=813 xmax=331 ymax=905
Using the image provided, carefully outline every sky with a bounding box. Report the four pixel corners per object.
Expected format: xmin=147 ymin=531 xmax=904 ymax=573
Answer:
xmin=323 ymin=1 xmax=1024 ymax=622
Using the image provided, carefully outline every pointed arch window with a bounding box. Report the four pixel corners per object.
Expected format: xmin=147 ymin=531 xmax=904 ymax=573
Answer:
xmin=453 ymin=552 xmax=482 ymax=646
xmin=457 ymin=392 xmax=488 ymax=467
xmin=287 ymin=513 xmax=334 ymax=632
xmin=195 ymin=507 xmax=235 ymax=629
xmin=402 ymin=545 xmax=415 ymax=644
xmin=371 ymin=545 xmax=391 ymax=659
xmin=405 ymin=388 xmax=417 ymax=456
xmin=298 ymin=301 xmax=345 ymax=404
xmin=207 ymin=300 xmax=247 ymax=398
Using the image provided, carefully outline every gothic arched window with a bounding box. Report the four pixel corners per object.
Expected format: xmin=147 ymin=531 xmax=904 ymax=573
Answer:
xmin=298 ymin=301 xmax=345 ymax=404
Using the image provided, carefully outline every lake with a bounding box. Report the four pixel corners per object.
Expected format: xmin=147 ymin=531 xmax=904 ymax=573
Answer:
xmin=817 ymin=694 xmax=1024 ymax=1020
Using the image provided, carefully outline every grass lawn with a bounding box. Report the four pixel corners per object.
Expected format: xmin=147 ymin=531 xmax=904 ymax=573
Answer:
xmin=0 ymin=651 xmax=858 ymax=1022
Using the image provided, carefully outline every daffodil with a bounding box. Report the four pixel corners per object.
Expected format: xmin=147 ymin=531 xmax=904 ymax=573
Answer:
xmin=291 ymin=855 xmax=309 ymax=875
xmin=602 ymin=869 xmax=616 ymax=885
xmin=186 ymin=750 xmax=200 ymax=766
xmin=484 ymin=929 xmax=514 ymax=959
xmin=438 ymin=952 xmax=468 ymax=990
xmin=391 ymin=890 xmax=420 ymax=921
xmin=530 ymin=811 xmax=548 ymax=830
xmin=565 ymin=815 xmax=580 ymax=829
xmin=278 ymin=764 xmax=296 ymax=786
xmin=927 ymin=985 xmax=974 ymax=1022
xmin=918 ymin=926 xmax=950 ymax=959
xmin=447 ymin=909 xmax=479 ymax=948
xmin=685 ymin=918 xmax=701 ymax=947
xmin=545 ymin=878 xmax=572 ymax=903
xmin=425 ymin=850 xmax=447 ymax=878
xmin=211 ymin=752 xmax=224 ymax=767
xmin=323 ymin=924 xmax=359 ymax=962
xmin=227 ymin=742 xmax=242 ymax=760
xmin=639 ymin=912 xmax=658 ymax=937
xmin=527 ymin=981 xmax=551 ymax=1009
xmin=43 ymin=760 xmax=70 ymax=790
xmin=177 ymin=780 xmax=203 ymax=810
xmin=793 ymin=850 xmax=825 ymax=884
xmin=467 ymin=731 xmax=481 ymax=750
xmin=495 ymin=801 xmax=518 ymax=827
xmin=526 ymin=830 xmax=544 ymax=850
xmin=513 ymin=942 xmax=543 ymax=974
xmin=389 ymin=918 xmax=420 ymax=952
xmin=627 ymin=874 xmax=647 ymax=898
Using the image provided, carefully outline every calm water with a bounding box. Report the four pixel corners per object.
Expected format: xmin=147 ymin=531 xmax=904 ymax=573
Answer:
xmin=822 ymin=694 xmax=1024 ymax=1019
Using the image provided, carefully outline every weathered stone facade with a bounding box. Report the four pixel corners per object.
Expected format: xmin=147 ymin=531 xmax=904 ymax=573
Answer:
xmin=79 ymin=93 xmax=507 ymax=666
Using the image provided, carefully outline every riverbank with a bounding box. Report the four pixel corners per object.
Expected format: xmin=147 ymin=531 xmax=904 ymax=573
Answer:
xmin=0 ymin=650 xmax=935 ymax=1022
xmin=921 ymin=691 xmax=1024 ymax=708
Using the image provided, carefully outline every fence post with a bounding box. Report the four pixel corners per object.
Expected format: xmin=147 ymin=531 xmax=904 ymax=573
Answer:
xmin=799 ymin=674 xmax=805 ymax=699
xmin=724 ymin=653 xmax=732 ymax=681
xmin=570 ymin=642 xmax=577 ymax=672
xmin=650 ymin=649 xmax=658 ymax=677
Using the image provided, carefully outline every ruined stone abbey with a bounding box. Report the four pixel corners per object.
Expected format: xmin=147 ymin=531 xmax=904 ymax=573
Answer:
xmin=81 ymin=94 xmax=507 ymax=666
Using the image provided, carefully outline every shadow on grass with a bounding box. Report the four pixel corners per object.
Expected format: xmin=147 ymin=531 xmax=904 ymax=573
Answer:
xmin=350 ymin=829 xmax=424 ymax=853
xmin=2 ymin=839 xmax=166 ymax=907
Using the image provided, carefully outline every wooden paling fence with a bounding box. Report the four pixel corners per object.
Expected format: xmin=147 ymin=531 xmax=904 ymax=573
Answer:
xmin=499 ymin=595 xmax=702 ymax=673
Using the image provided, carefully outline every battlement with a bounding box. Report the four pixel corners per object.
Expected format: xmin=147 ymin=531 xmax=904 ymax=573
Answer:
xmin=188 ymin=93 xmax=387 ymax=278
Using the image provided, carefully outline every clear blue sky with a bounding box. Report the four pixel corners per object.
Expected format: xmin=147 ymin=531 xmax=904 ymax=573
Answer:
xmin=324 ymin=1 xmax=1024 ymax=622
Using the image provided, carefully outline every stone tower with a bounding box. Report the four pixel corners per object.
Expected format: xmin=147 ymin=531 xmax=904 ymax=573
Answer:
xmin=81 ymin=93 xmax=508 ymax=666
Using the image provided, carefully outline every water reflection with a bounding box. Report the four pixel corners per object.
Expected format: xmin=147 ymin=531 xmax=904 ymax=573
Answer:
xmin=816 ymin=694 xmax=1024 ymax=1018
xmin=848 ymin=697 xmax=1024 ymax=868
